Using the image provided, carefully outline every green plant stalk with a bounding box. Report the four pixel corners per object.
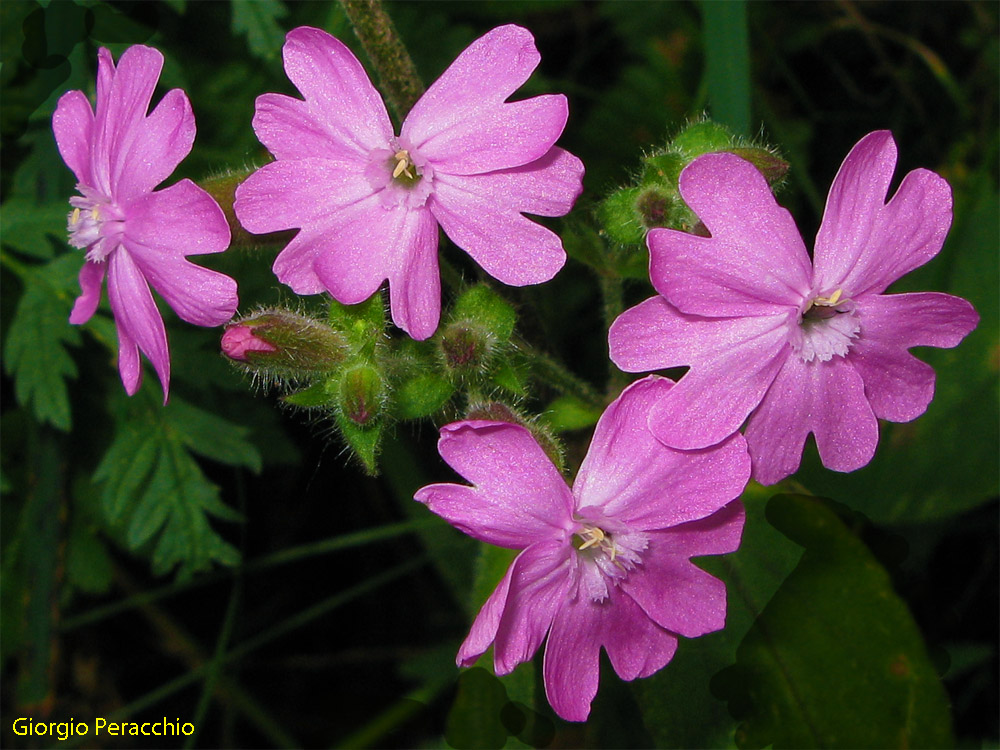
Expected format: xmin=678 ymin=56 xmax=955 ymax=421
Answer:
xmin=340 ymin=0 xmax=424 ymax=121
xmin=518 ymin=340 xmax=606 ymax=409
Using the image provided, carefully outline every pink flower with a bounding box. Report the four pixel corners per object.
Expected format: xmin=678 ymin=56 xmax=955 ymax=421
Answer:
xmin=415 ymin=376 xmax=748 ymax=721
xmin=234 ymin=25 xmax=584 ymax=341
xmin=53 ymin=45 xmax=237 ymax=400
xmin=609 ymin=131 xmax=979 ymax=485
xmin=220 ymin=324 xmax=277 ymax=362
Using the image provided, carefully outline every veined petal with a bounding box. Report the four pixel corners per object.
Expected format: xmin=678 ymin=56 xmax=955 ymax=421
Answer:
xmin=234 ymin=157 xmax=376 ymax=234
xmin=746 ymin=356 xmax=878 ymax=484
xmin=813 ymin=131 xmax=953 ymax=295
xmin=619 ymin=305 xmax=790 ymax=450
xmin=655 ymin=153 xmax=811 ymax=314
xmin=849 ymin=292 xmax=977 ymax=422
xmin=431 ymin=178 xmax=566 ymax=286
xmin=280 ymin=26 xmax=393 ymax=154
xmin=416 ymin=421 xmax=574 ymax=546
xmin=311 ymin=200 xmax=434 ymax=312
xmin=69 ymin=260 xmax=106 ymax=325
xmin=493 ymin=541 xmax=573 ymax=675
xmin=107 ymin=248 xmax=170 ymax=400
xmin=53 ymin=90 xmax=95 ymax=185
xmin=573 ymin=376 xmax=750 ymax=530
xmin=602 ymin=587 xmax=679 ymax=682
xmin=124 ymin=181 xmax=236 ymax=327
xmin=113 ymin=88 xmax=195 ymax=201
xmin=95 ymin=45 xmax=164 ymax=200
xmin=387 ymin=209 xmax=441 ymax=340
xmin=456 ymin=559 xmax=516 ymax=667
xmin=410 ymin=95 xmax=568 ymax=175
xmin=433 ymin=148 xmax=583 ymax=218
xmin=542 ymin=593 xmax=602 ymax=722
xmin=620 ymin=503 xmax=744 ymax=638
xmin=252 ymin=93 xmax=373 ymax=163
xmin=403 ymin=25 xmax=542 ymax=146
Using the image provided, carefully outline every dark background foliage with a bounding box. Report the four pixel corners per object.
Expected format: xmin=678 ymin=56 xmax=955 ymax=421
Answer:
xmin=1 ymin=1 xmax=996 ymax=748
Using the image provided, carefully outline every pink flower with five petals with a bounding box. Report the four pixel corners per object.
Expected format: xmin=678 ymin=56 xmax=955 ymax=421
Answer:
xmin=234 ymin=25 xmax=584 ymax=340
xmin=53 ymin=45 xmax=237 ymax=400
xmin=415 ymin=376 xmax=749 ymax=721
xmin=609 ymin=131 xmax=979 ymax=484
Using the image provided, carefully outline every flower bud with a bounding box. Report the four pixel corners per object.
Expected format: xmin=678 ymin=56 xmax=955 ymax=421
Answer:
xmin=726 ymin=147 xmax=789 ymax=186
xmin=201 ymin=167 xmax=293 ymax=249
xmin=221 ymin=309 xmax=348 ymax=378
xmin=439 ymin=322 xmax=493 ymax=375
xmin=338 ymin=364 xmax=386 ymax=427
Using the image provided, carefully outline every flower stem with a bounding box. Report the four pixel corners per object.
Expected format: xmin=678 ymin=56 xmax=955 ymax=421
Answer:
xmin=518 ymin=340 xmax=606 ymax=409
xmin=598 ymin=271 xmax=630 ymax=396
xmin=340 ymin=0 xmax=425 ymax=121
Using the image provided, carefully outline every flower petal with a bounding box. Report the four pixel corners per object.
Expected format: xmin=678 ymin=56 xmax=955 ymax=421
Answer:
xmin=52 ymin=90 xmax=95 ymax=185
xmin=252 ymin=93 xmax=373 ymax=163
xmin=602 ymin=587 xmax=679 ymax=682
xmin=813 ymin=131 xmax=953 ymax=296
xmin=113 ymin=88 xmax=195 ymax=201
xmin=745 ymin=355 xmax=878 ymax=484
xmin=849 ymin=292 xmax=978 ymax=421
xmin=124 ymin=180 xmax=236 ymax=327
xmin=573 ymin=376 xmax=750 ymax=530
xmin=280 ymin=26 xmax=393 ymax=154
xmin=431 ymin=177 xmax=566 ymax=286
xmin=415 ymin=421 xmax=574 ymax=547
xmin=620 ymin=502 xmax=745 ymax=638
xmin=387 ymin=208 xmax=441 ymax=340
xmin=433 ymin=147 xmax=584 ymax=218
xmin=409 ymin=95 xmax=568 ymax=175
xmin=613 ymin=301 xmax=790 ymax=449
xmin=94 ymin=45 xmax=164 ymax=199
xmin=457 ymin=558 xmax=516 ymax=667
xmin=403 ymin=25 xmax=542 ymax=145
xmin=651 ymin=153 xmax=812 ymax=316
xmin=493 ymin=541 xmax=573 ymax=675
xmin=69 ymin=260 xmax=106 ymax=325
xmin=234 ymin=157 xmax=375 ymax=234
xmin=107 ymin=248 xmax=169 ymax=400
xmin=542 ymin=593 xmax=602 ymax=722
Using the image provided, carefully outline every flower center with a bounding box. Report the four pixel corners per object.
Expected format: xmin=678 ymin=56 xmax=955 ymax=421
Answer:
xmin=67 ymin=185 xmax=124 ymax=262
xmin=365 ymin=138 xmax=434 ymax=209
xmin=571 ymin=521 xmax=647 ymax=602
xmin=789 ymin=288 xmax=861 ymax=362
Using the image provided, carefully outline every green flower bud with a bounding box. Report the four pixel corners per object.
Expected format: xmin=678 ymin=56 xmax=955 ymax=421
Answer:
xmin=597 ymin=187 xmax=646 ymax=246
xmin=439 ymin=322 xmax=493 ymax=376
xmin=726 ymin=146 xmax=790 ymax=186
xmin=338 ymin=364 xmax=386 ymax=427
xmin=222 ymin=309 xmax=348 ymax=379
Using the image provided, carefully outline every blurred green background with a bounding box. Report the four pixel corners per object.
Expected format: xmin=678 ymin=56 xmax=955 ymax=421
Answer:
xmin=1 ymin=1 xmax=996 ymax=747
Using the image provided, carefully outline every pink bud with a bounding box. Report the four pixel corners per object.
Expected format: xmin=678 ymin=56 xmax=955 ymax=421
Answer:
xmin=221 ymin=324 xmax=278 ymax=362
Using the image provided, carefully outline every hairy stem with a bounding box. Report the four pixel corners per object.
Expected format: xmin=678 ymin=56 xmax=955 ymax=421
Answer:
xmin=340 ymin=0 xmax=425 ymax=121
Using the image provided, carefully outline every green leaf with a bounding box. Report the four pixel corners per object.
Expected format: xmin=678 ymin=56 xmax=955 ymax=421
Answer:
xmin=167 ymin=398 xmax=262 ymax=473
xmin=282 ymin=381 xmax=332 ymax=409
xmin=93 ymin=392 xmax=242 ymax=578
xmin=394 ymin=372 xmax=454 ymax=420
xmin=65 ymin=481 xmax=113 ymax=595
xmin=713 ymin=494 xmax=953 ymax=749
xmin=633 ymin=483 xmax=804 ymax=748
xmin=2 ymin=253 xmax=82 ymax=431
xmin=231 ymin=0 xmax=288 ymax=60
xmin=335 ymin=411 xmax=382 ymax=476
xmin=541 ymin=395 xmax=603 ymax=432
xmin=700 ymin=0 xmax=751 ymax=136
xmin=0 ymin=199 xmax=68 ymax=259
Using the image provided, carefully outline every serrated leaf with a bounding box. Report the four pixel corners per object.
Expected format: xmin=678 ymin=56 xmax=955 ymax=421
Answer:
xmin=94 ymin=392 xmax=243 ymax=577
xmin=166 ymin=398 xmax=262 ymax=473
xmin=2 ymin=253 xmax=83 ymax=431
xmin=0 ymin=199 xmax=69 ymax=259
xmin=231 ymin=0 xmax=288 ymax=60
xmin=712 ymin=494 xmax=953 ymax=749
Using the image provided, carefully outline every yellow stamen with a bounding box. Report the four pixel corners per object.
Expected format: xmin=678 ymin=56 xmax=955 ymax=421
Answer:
xmin=577 ymin=526 xmax=605 ymax=550
xmin=392 ymin=150 xmax=415 ymax=179
xmin=71 ymin=207 xmax=81 ymax=225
